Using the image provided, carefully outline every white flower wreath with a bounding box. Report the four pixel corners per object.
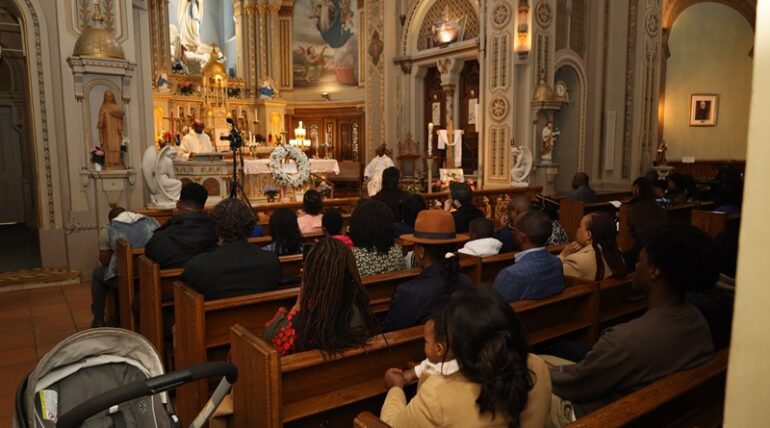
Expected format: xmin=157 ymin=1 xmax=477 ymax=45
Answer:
xmin=268 ymin=145 xmax=311 ymax=188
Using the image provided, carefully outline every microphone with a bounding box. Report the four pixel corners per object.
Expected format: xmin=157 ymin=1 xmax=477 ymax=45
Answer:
xmin=226 ymin=117 xmax=235 ymax=125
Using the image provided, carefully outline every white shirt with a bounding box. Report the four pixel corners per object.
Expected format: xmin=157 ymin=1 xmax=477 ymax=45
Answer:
xmin=363 ymin=154 xmax=395 ymax=196
xmin=413 ymin=358 xmax=460 ymax=379
xmin=178 ymin=131 xmax=213 ymax=159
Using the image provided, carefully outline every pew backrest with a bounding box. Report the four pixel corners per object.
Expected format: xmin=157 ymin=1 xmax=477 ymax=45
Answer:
xmin=691 ymin=210 xmax=740 ymax=238
xmin=230 ymin=323 xmax=425 ymax=427
xmin=137 ymin=255 xmax=183 ymax=364
xmin=567 ymin=348 xmax=729 ymax=428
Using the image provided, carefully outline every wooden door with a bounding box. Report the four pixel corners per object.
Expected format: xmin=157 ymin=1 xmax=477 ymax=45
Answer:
xmin=0 ymin=106 xmax=24 ymax=223
xmin=424 ymin=67 xmax=445 ymax=172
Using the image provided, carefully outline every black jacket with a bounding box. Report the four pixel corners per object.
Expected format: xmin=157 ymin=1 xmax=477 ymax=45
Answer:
xmin=181 ymin=239 xmax=281 ymax=300
xmin=373 ymin=189 xmax=410 ymax=222
xmin=144 ymin=212 xmax=218 ymax=269
xmin=452 ymin=204 xmax=484 ymax=233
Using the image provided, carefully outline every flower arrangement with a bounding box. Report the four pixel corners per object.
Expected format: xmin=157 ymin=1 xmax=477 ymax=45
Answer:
xmin=268 ymin=145 xmax=311 ymax=188
xmin=263 ymin=185 xmax=279 ymax=202
xmin=431 ymin=176 xmax=477 ymax=192
xmin=404 ymin=181 xmax=423 ymax=194
xmin=317 ymin=182 xmax=333 ymax=198
xmin=179 ymin=81 xmax=194 ymax=95
xmin=90 ymin=145 xmax=105 ymax=167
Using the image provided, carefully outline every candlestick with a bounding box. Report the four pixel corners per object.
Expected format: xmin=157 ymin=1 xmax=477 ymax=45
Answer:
xmin=427 ymin=122 xmax=434 ymax=157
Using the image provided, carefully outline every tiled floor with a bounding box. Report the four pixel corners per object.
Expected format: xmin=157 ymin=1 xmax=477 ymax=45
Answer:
xmin=0 ymin=283 xmax=91 ymax=427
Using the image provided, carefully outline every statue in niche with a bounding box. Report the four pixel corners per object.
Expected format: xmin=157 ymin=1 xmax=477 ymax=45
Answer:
xmin=540 ymin=121 xmax=560 ymax=162
xmin=142 ymin=144 xmax=182 ymax=209
xmin=97 ymin=91 xmax=125 ymax=169
xmin=511 ymin=143 xmax=533 ymax=186
xmin=655 ymin=140 xmax=668 ymax=166
xmin=258 ymin=76 xmax=278 ymax=99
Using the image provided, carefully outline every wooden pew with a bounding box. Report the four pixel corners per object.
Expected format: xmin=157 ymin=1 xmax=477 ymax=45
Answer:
xmin=617 ymin=201 xmax=717 ymax=252
xmin=115 ymin=238 xmax=144 ymax=331
xmin=593 ymin=276 xmax=646 ymax=326
xmin=567 ymin=348 xmax=729 ymax=428
xmin=230 ymin=323 xmax=425 ymax=427
xmin=691 ymin=210 xmax=740 ymax=238
xmin=230 ymin=276 xmax=597 ymax=427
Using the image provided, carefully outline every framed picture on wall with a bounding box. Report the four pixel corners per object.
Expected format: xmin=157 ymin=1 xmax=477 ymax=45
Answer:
xmin=689 ymin=94 xmax=719 ymax=126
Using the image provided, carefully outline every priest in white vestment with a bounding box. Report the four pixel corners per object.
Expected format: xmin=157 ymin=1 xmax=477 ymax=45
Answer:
xmin=178 ymin=119 xmax=213 ymax=159
xmin=364 ymin=144 xmax=395 ymax=196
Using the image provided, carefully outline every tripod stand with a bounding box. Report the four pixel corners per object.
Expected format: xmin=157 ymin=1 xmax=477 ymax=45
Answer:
xmin=221 ymin=120 xmax=251 ymax=205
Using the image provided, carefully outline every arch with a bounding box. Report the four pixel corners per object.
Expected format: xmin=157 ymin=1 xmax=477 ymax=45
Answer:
xmin=663 ymin=0 xmax=756 ymax=29
xmin=554 ymin=50 xmax=588 ymax=172
xmin=401 ymin=0 xmax=480 ymax=56
xmin=5 ymin=0 xmax=59 ymax=229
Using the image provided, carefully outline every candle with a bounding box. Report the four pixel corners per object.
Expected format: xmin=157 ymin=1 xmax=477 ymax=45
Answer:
xmin=428 ymin=122 xmax=434 ymax=156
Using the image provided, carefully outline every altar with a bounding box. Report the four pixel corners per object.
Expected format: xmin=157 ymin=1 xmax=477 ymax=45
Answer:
xmin=243 ymin=158 xmax=340 ymax=201
xmin=173 ymin=159 xmax=230 ymax=204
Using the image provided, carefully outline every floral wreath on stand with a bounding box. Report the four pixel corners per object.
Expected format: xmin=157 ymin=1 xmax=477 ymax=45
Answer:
xmin=269 ymin=145 xmax=311 ymax=188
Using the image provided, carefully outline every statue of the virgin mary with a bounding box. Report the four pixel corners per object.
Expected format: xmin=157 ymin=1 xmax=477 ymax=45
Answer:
xmin=177 ymin=0 xmax=203 ymax=50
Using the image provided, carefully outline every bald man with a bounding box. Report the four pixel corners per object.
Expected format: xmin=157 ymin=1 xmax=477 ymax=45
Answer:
xmin=178 ymin=119 xmax=213 ymax=159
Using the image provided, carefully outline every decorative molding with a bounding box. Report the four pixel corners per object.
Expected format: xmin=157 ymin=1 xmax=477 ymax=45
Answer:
xmin=416 ymin=0 xmax=480 ymax=51
xmin=279 ymin=18 xmax=291 ymax=88
xmin=491 ymin=2 xmax=512 ymax=28
xmin=489 ymin=97 xmax=509 ymax=122
xmin=536 ymin=1 xmax=552 ymax=27
xmin=662 ymin=0 xmax=756 ymax=29
xmin=368 ymin=30 xmax=383 ymax=66
xmin=622 ymin=0 xmax=639 ymax=179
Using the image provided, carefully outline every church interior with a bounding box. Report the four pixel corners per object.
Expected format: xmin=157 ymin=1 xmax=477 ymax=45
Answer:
xmin=0 ymin=0 xmax=768 ymax=426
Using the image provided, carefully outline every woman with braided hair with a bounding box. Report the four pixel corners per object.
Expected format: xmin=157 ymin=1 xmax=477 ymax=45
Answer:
xmin=380 ymin=287 xmax=552 ymax=427
xmin=559 ymin=212 xmax=627 ymax=281
xmin=263 ymin=238 xmax=379 ymax=355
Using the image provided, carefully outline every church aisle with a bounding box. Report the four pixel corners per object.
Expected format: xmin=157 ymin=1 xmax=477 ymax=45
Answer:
xmin=0 ymin=283 xmax=91 ymax=426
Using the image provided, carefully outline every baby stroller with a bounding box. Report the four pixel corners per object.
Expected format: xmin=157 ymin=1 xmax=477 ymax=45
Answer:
xmin=14 ymin=328 xmax=237 ymax=428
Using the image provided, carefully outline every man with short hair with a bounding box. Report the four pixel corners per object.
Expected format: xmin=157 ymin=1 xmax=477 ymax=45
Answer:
xmin=181 ymin=198 xmax=280 ymax=300
xmin=546 ymin=223 xmax=716 ymax=426
xmin=566 ymin=172 xmax=597 ymax=203
xmin=145 ymin=182 xmax=217 ymax=268
xmin=178 ymin=119 xmax=213 ymax=159
xmin=493 ymin=210 xmax=564 ymax=302
xmin=458 ymin=218 xmax=502 ymax=257
xmin=91 ymin=207 xmax=160 ymax=327
xmin=446 ymin=182 xmax=484 ymax=233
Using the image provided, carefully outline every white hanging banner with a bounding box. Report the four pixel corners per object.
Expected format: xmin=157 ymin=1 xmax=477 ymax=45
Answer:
xmin=437 ymin=130 xmax=449 ymax=149
xmin=453 ymin=130 xmax=463 ymax=168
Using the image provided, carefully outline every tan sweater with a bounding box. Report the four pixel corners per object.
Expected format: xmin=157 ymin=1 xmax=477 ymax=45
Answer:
xmin=381 ymin=354 xmax=551 ymax=428
xmin=559 ymin=244 xmax=612 ymax=281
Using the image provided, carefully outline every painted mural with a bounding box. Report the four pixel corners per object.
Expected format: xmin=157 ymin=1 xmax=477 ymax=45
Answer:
xmin=293 ymin=0 xmax=359 ymax=88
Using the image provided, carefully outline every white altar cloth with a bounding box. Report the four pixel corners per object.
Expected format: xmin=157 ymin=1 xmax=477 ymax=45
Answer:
xmin=242 ymin=159 xmax=340 ymax=176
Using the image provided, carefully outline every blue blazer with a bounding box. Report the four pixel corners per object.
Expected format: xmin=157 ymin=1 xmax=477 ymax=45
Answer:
xmin=493 ymin=249 xmax=564 ymax=302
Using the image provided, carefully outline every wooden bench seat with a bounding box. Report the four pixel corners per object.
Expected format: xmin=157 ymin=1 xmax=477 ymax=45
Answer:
xmin=691 ymin=210 xmax=740 ymax=238
xmin=567 ymin=348 xmax=729 ymax=428
xmin=115 ymin=238 xmax=144 ymax=331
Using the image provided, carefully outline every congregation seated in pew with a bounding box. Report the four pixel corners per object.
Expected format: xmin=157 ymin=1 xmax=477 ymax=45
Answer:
xmin=495 ymin=194 xmax=568 ymax=254
xmin=262 ymin=207 xmax=303 ymax=256
xmin=382 ymin=210 xmax=473 ymax=332
xmin=144 ymin=182 xmax=217 ymax=269
xmin=373 ymin=166 xmax=410 ymax=223
xmin=559 ymin=212 xmax=627 ymax=281
xmin=297 ymin=189 xmax=324 ymax=235
xmin=566 ymin=172 xmax=597 ymax=203
xmin=322 ymin=208 xmax=352 ymax=247
xmin=493 ymin=210 xmax=564 ymax=303
xmin=447 ymin=182 xmax=485 ymax=234
xmin=91 ymin=207 xmax=159 ymax=327
xmin=544 ymin=223 xmax=717 ymax=427
xmin=624 ymin=177 xmax=668 ymax=270
xmin=350 ymin=199 xmax=406 ymax=276
xmin=457 ymin=217 xmax=502 ymax=257
xmin=181 ymin=198 xmax=280 ymax=300
xmin=380 ymin=287 xmax=551 ymax=428
xmin=263 ymin=238 xmax=379 ymax=356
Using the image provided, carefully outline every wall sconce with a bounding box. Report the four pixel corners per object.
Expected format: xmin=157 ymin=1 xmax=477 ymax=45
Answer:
xmin=516 ymin=0 xmax=530 ymax=59
xmin=321 ymin=92 xmax=331 ymax=101
xmin=432 ymin=6 xmax=459 ymax=47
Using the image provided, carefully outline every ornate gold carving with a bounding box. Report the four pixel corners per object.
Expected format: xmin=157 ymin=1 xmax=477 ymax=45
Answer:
xmin=368 ymin=30 xmax=384 ymax=66
xmin=78 ymin=0 xmax=91 ymax=31
xmin=417 ymin=0 xmax=480 ymax=50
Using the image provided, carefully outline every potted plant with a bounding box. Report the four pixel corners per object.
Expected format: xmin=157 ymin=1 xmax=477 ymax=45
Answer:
xmin=90 ymin=145 xmax=105 ymax=171
xmin=263 ymin=185 xmax=279 ymax=202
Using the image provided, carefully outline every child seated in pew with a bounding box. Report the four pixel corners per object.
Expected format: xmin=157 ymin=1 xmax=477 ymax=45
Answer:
xmin=264 ymin=238 xmax=380 ymax=355
xmin=381 ymin=287 xmax=551 ymax=427
xmin=457 ymin=218 xmax=502 ymax=257
xmin=322 ymin=208 xmax=352 ymax=247
xmin=262 ymin=208 xmax=303 ymax=256
xmin=544 ymin=223 xmax=716 ymax=427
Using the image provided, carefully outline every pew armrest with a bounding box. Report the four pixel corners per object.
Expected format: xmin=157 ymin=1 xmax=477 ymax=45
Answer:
xmin=354 ymin=412 xmax=392 ymax=428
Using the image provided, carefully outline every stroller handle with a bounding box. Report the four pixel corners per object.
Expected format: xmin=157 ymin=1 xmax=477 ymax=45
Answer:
xmin=56 ymin=361 xmax=238 ymax=428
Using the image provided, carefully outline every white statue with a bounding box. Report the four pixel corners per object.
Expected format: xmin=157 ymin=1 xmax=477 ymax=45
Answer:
xmin=540 ymin=121 xmax=560 ymax=162
xmin=177 ymin=0 xmax=203 ymax=51
xmin=157 ymin=73 xmax=171 ymax=93
xmin=511 ymin=145 xmax=533 ymax=187
xmin=142 ymin=144 xmax=182 ymax=209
